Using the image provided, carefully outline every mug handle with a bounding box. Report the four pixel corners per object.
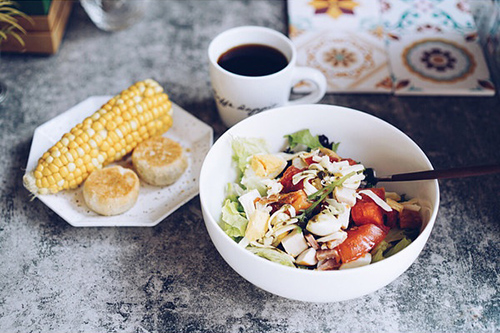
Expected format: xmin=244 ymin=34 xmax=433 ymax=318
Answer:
xmin=287 ymin=67 xmax=327 ymax=105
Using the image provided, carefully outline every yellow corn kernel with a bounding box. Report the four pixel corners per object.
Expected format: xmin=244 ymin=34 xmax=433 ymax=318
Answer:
xmin=119 ymin=123 xmax=130 ymax=135
xmin=78 ymin=157 xmax=86 ymax=166
xmin=53 ymin=158 xmax=63 ymax=168
xmin=54 ymin=173 xmax=63 ymax=183
xmin=107 ymin=148 xmax=116 ymax=159
xmin=60 ymin=154 xmax=69 ymax=165
xmin=106 ymin=121 xmax=117 ymax=131
xmin=81 ymin=143 xmax=91 ymax=154
xmin=93 ymin=135 xmax=103 ymax=146
xmin=80 ymin=133 xmax=90 ymax=142
xmin=138 ymin=126 xmax=147 ymax=136
xmin=42 ymin=167 xmax=51 ymax=176
xmin=60 ymin=166 xmax=69 ymax=178
xmin=74 ymin=168 xmax=82 ymax=178
xmin=48 ymin=164 xmax=59 ymax=173
xmin=92 ymin=121 xmax=104 ymax=132
xmin=68 ymin=150 xmax=77 ymax=161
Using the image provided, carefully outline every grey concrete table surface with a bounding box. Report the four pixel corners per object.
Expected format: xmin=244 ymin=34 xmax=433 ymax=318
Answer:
xmin=1 ymin=1 xmax=499 ymax=332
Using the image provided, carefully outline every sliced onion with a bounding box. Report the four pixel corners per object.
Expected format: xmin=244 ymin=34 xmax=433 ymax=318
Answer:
xmin=359 ymin=189 xmax=393 ymax=212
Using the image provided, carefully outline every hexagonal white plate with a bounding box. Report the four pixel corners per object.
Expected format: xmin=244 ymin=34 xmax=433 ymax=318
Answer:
xmin=25 ymin=96 xmax=213 ymax=227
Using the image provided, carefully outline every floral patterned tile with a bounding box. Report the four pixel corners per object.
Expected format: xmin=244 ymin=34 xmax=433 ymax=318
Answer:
xmin=387 ymin=32 xmax=495 ymax=95
xmin=380 ymin=0 xmax=476 ymax=35
xmin=289 ymin=0 xmax=381 ymax=35
xmin=288 ymin=0 xmax=392 ymax=93
xmin=294 ymin=30 xmax=392 ymax=93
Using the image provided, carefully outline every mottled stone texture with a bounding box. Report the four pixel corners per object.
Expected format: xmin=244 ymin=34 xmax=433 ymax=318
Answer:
xmin=0 ymin=1 xmax=499 ymax=332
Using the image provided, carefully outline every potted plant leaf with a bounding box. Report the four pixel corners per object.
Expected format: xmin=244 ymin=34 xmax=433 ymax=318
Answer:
xmin=0 ymin=0 xmax=33 ymax=45
xmin=0 ymin=0 xmax=32 ymax=103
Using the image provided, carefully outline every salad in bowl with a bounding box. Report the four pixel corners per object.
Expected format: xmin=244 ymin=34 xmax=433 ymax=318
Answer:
xmin=221 ymin=129 xmax=422 ymax=271
xmin=199 ymin=104 xmax=439 ymax=302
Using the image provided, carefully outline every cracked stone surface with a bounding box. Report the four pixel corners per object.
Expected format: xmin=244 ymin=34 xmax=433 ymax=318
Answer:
xmin=0 ymin=1 xmax=499 ymax=332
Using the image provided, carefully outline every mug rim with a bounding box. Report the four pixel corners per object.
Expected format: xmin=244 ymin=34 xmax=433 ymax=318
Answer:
xmin=208 ymin=25 xmax=297 ymax=80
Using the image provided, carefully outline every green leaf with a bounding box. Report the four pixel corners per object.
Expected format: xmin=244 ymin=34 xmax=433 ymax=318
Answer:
xmin=231 ymin=137 xmax=268 ymax=174
xmin=331 ymin=141 xmax=340 ymax=152
xmin=284 ymin=129 xmax=323 ymax=151
xmin=220 ymin=199 xmax=248 ymax=239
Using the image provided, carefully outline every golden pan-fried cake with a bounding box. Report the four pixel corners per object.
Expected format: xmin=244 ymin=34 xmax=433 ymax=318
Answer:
xmin=132 ymin=136 xmax=188 ymax=186
xmin=83 ymin=165 xmax=140 ymax=216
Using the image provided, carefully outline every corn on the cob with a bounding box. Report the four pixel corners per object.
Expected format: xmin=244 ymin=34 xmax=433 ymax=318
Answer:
xmin=23 ymin=79 xmax=173 ymax=195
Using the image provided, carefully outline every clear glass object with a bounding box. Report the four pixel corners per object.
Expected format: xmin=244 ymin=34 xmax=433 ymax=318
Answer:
xmin=0 ymin=80 xmax=6 ymax=104
xmin=471 ymin=0 xmax=500 ymax=85
xmin=80 ymin=0 xmax=149 ymax=32
xmin=486 ymin=1 xmax=500 ymax=82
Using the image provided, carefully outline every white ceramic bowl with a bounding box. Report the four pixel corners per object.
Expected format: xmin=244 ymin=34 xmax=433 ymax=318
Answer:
xmin=199 ymin=104 xmax=440 ymax=302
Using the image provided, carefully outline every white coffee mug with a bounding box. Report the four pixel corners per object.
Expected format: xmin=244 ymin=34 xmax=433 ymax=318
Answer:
xmin=208 ymin=26 xmax=327 ymax=127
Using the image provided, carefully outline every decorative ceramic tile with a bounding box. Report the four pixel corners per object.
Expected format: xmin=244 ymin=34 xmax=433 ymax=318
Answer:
xmin=288 ymin=0 xmax=392 ymax=93
xmin=387 ymin=32 xmax=496 ymax=95
xmin=381 ymin=0 xmax=476 ymax=35
xmin=294 ymin=30 xmax=393 ymax=93
xmin=382 ymin=0 xmax=495 ymax=95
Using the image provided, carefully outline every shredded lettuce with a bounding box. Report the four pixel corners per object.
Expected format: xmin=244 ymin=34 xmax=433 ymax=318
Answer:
xmin=220 ymin=199 xmax=248 ymax=239
xmin=371 ymin=229 xmax=415 ymax=263
xmin=284 ymin=129 xmax=323 ymax=151
xmin=385 ymin=237 xmax=412 ymax=258
xmin=385 ymin=228 xmax=418 ymax=243
xmin=226 ymin=182 xmax=244 ymax=202
xmin=246 ymin=246 xmax=295 ymax=267
xmin=371 ymin=240 xmax=391 ymax=263
xmin=232 ymin=137 xmax=269 ymax=174
xmin=241 ymin=170 xmax=268 ymax=195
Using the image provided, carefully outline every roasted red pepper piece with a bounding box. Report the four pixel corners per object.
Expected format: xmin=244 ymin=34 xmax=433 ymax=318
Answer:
xmin=337 ymin=224 xmax=387 ymax=263
xmin=279 ymin=166 xmax=305 ymax=193
xmin=384 ymin=209 xmax=399 ymax=229
xmin=351 ymin=188 xmax=387 ymax=228
xmin=341 ymin=158 xmax=358 ymax=166
xmin=277 ymin=190 xmax=312 ymax=213
xmin=351 ymin=201 xmax=385 ymax=227
xmin=399 ymin=209 xmax=422 ymax=229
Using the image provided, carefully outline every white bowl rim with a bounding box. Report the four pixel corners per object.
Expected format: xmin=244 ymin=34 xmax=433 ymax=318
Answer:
xmin=200 ymin=103 xmax=440 ymax=276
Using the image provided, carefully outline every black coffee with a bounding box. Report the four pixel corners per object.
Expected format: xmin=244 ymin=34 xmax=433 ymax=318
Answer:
xmin=217 ymin=44 xmax=288 ymax=77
